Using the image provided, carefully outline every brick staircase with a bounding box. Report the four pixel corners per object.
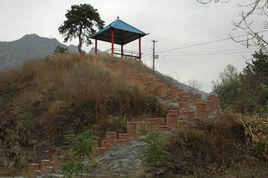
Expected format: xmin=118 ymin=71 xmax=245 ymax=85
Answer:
xmin=95 ymin=57 xmax=220 ymax=118
xmin=126 ymin=72 xmax=220 ymax=120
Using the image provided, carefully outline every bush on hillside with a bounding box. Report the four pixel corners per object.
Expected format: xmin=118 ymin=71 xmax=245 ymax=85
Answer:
xmin=140 ymin=129 xmax=170 ymax=176
xmin=58 ymin=132 xmax=97 ymax=178
xmin=166 ymin=114 xmax=268 ymax=176
xmin=137 ymin=113 xmax=268 ymax=177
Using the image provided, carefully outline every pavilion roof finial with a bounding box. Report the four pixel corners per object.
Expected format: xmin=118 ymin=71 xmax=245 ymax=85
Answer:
xmin=117 ymin=16 xmax=119 ymax=20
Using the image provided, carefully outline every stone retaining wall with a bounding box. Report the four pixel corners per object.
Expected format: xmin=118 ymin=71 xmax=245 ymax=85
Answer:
xmin=28 ymin=110 xmax=182 ymax=175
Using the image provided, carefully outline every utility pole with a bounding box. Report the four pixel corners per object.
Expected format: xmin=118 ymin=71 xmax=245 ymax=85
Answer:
xmin=152 ymin=40 xmax=157 ymax=71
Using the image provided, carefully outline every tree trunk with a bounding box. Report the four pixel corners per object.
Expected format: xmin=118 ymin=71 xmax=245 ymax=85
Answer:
xmin=78 ymin=26 xmax=83 ymax=54
xmin=78 ymin=39 xmax=83 ymax=54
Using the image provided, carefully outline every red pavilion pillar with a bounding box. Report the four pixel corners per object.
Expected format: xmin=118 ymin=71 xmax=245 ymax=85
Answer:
xmin=121 ymin=45 xmax=124 ymax=58
xmin=111 ymin=29 xmax=115 ymax=55
xmin=138 ymin=37 xmax=141 ymax=61
xmin=95 ymin=39 xmax=98 ymax=54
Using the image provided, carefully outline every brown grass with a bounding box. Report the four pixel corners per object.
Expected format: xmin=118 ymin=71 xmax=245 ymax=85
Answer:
xmin=0 ymin=54 xmax=166 ymax=172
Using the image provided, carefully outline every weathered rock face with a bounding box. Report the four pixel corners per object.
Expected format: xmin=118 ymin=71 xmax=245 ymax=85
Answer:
xmin=89 ymin=138 xmax=146 ymax=177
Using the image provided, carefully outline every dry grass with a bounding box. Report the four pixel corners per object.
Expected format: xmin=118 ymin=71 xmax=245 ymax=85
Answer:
xmin=0 ymin=54 xmax=166 ymax=172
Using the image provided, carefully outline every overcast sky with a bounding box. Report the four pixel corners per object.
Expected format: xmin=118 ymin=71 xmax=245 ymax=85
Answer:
xmin=0 ymin=0 xmax=264 ymax=92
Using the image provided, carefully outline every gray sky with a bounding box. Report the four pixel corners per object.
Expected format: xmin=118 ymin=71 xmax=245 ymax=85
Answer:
xmin=0 ymin=0 xmax=263 ymax=92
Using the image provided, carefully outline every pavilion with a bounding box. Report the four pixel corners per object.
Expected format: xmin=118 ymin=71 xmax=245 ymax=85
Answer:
xmin=91 ymin=17 xmax=148 ymax=60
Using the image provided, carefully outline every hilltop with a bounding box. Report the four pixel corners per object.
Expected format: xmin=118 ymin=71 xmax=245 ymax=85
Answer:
xmin=1 ymin=53 xmax=200 ymax=172
xmin=0 ymin=34 xmax=78 ymax=71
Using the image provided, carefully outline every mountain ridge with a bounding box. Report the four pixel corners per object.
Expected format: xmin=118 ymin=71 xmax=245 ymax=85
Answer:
xmin=0 ymin=34 xmax=78 ymax=71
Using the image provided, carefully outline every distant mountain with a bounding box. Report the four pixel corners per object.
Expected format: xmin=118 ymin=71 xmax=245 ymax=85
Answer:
xmin=0 ymin=34 xmax=78 ymax=71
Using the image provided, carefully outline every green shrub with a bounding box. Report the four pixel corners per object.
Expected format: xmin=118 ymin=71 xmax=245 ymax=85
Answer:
xmin=140 ymin=129 xmax=170 ymax=176
xmin=59 ymin=132 xmax=97 ymax=178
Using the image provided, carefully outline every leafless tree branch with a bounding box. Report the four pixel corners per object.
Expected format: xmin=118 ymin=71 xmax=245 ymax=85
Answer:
xmin=198 ymin=0 xmax=268 ymax=50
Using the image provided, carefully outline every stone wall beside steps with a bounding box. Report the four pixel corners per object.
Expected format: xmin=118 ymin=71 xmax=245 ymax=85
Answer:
xmin=27 ymin=110 xmax=183 ymax=175
xmin=27 ymin=92 xmax=220 ymax=175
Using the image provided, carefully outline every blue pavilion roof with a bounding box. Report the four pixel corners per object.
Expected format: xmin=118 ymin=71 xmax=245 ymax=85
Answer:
xmin=91 ymin=18 xmax=148 ymax=45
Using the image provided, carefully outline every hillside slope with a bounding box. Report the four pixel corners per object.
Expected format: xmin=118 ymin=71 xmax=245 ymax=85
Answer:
xmin=0 ymin=34 xmax=78 ymax=71
xmin=0 ymin=54 xmax=218 ymax=174
xmin=0 ymin=54 xmax=165 ymax=172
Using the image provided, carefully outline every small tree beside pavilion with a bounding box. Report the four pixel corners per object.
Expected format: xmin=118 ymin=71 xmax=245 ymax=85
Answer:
xmin=59 ymin=4 xmax=105 ymax=54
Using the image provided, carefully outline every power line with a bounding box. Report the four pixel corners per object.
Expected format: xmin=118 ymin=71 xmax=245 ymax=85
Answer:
xmin=142 ymin=29 xmax=267 ymax=57
xmin=144 ymin=49 xmax=254 ymax=57
xmin=162 ymin=51 xmax=254 ymax=57
xmin=156 ymin=49 xmax=254 ymax=54
xmin=157 ymin=30 xmax=266 ymax=54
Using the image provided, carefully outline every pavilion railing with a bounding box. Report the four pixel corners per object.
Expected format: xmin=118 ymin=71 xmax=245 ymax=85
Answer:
xmin=106 ymin=48 xmax=142 ymax=60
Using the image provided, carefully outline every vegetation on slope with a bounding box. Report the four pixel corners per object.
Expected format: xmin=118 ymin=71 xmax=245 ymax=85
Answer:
xmin=213 ymin=50 xmax=268 ymax=115
xmin=135 ymin=50 xmax=268 ymax=177
xmin=139 ymin=113 xmax=268 ymax=177
xmin=0 ymin=54 xmax=166 ymax=173
xmin=1 ymin=50 xmax=267 ymax=177
xmin=141 ymin=50 xmax=268 ymax=177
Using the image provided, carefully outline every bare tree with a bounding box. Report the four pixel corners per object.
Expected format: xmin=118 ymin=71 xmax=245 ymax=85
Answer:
xmin=197 ymin=0 xmax=268 ymax=51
